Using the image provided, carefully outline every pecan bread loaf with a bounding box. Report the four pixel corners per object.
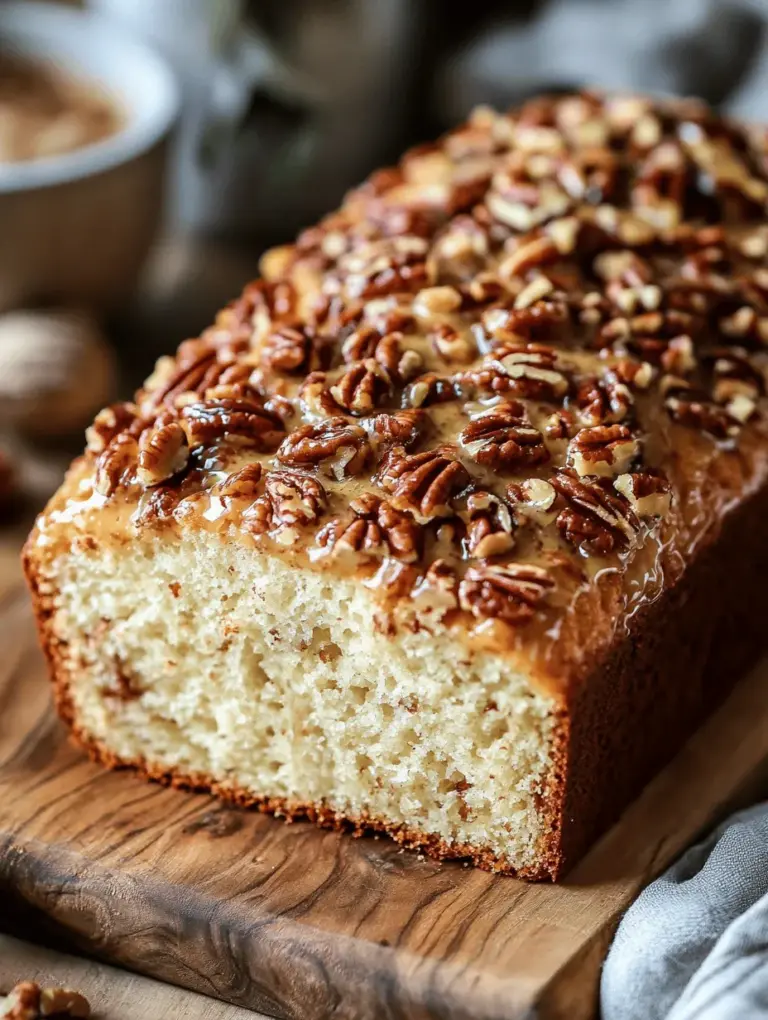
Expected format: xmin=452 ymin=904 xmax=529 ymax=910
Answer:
xmin=24 ymin=92 xmax=768 ymax=879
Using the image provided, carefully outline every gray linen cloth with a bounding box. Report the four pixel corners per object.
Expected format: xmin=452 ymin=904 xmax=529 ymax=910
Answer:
xmin=601 ymin=803 xmax=768 ymax=1020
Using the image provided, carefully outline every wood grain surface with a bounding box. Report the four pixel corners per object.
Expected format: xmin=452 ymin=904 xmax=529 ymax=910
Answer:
xmin=1 ymin=535 xmax=767 ymax=1020
xmin=0 ymin=935 xmax=264 ymax=1020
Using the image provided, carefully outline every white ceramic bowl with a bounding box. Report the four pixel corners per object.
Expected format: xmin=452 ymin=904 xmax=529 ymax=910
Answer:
xmin=0 ymin=2 xmax=180 ymax=312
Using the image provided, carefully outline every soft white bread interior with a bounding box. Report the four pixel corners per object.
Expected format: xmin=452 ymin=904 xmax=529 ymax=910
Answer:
xmin=36 ymin=519 xmax=559 ymax=875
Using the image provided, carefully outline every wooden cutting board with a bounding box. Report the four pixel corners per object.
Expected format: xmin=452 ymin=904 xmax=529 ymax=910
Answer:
xmin=2 ymin=534 xmax=768 ymax=1020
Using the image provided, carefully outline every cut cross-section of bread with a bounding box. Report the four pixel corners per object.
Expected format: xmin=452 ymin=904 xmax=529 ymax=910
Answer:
xmin=24 ymin=91 xmax=768 ymax=879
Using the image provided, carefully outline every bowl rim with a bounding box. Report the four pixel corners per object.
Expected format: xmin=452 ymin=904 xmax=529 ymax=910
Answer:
xmin=0 ymin=0 xmax=180 ymax=193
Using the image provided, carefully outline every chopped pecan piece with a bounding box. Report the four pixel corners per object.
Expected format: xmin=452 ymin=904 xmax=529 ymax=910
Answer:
xmin=514 ymin=275 xmax=555 ymax=310
xmin=404 ymin=372 xmax=460 ymax=408
xmin=277 ymin=417 xmax=370 ymax=478
xmin=94 ymin=432 xmax=138 ymax=497
xmin=133 ymin=485 xmax=180 ymax=526
xmin=599 ymin=310 xmax=700 ymax=367
xmin=426 ymin=215 xmax=490 ymax=284
xmin=542 ymin=408 xmax=578 ymax=440
xmin=459 ymin=402 xmax=549 ymax=470
xmin=573 ymin=373 xmax=633 ymax=426
xmin=551 ymin=469 xmax=639 ymax=555
xmin=612 ymin=359 xmax=655 ymax=391
xmin=459 ymin=563 xmax=553 ymax=624
xmin=410 ymin=559 xmax=459 ymax=616
xmin=430 ymin=323 xmax=475 ymax=364
xmin=297 ymin=372 xmax=345 ymax=418
xmin=85 ymin=402 xmax=138 ymax=454
xmin=566 ymin=425 xmax=640 ymax=477
xmin=317 ymin=492 xmax=421 ymax=562
xmin=0 ymin=982 xmax=90 ymax=1019
xmin=181 ymin=398 xmax=285 ymax=450
xmin=664 ymin=380 xmax=740 ymax=439
xmin=136 ymin=421 xmax=189 ymax=486
xmin=614 ymin=472 xmax=672 ymax=518
xmin=486 ymin=170 xmax=571 ymax=231
xmin=412 ymin=284 xmax=462 ymax=318
xmin=464 ymin=491 xmax=516 ymax=558
xmin=378 ymin=445 xmax=470 ymax=522
xmin=709 ymin=349 xmax=764 ymax=423
xmin=497 ymin=235 xmax=559 ymax=279
xmin=507 ymin=477 xmax=558 ymax=525
xmin=330 ymin=359 xmax=393 ymax=415
xmin=660 ymin=335 xmax=696 ymax=375
xmin=374 ymin=332 xmax=424 ymax=380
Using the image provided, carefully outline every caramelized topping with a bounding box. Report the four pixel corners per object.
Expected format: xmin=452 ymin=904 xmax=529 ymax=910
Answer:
xmin=74 ymin=90 xmax=768 ymax=629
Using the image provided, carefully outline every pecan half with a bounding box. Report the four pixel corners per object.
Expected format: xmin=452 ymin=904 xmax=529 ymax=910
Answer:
xmin=497 ymin=235 xmax=560 ymax=279
xmin=459 ymin=563 xmax=553 ymax=624
xmin=261 ymin=325 xmax=331 ymax=375
xmin=243 ymin=470 xmax=327 ymax=541
xmin=566 ymin=424 xmax=640 ymax=477
xmin=330 ymin=359 xmax=393 ymax=415
xmin=459 ymin=402 xmax=549 ymax=470
xmin=317 ymin=492 xmax=421 ymax=562
xmin=143 ymin=347 xmax=217 ymax=409
xmin=212 ymin=462 xmax=263 ymax=499
xmin=551 ymin=469 xmax=639 ymax=555
xmin=481 ymin=301 xmax=569 ymax=345
xmin=342 ymin=327 xmax=423 ymax=382
xmin=94 ymin=432 xmax=138 ymax=497
xmin=277 ymin=417 xmax=370 ymax=478
xmin=366 ymin=408 xmax=427 ymax=449
xmin=181 ymin=398 xmax=285 ymax=450
xmin=464 ymin=491 xmax=516 ymax=558
xmin=136 ymin=421 xmax=189 ymax=486
xmin=614 ymin=472 xmax=672 ymax=518
xmin=470 ymin=343 xmax=569 ymax=402
xmin=378 ymin=445 xmax=470 ymax=522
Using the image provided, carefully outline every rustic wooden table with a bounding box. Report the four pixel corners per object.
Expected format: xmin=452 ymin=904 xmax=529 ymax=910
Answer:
xmin=0 ymin=935 xmax=263 ymax=1019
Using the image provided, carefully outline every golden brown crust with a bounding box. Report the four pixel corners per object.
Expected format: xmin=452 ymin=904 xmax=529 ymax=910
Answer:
xmin=29 ymin=90 xmax=768 ymax=689
xmin=23 ymin=90 xmax=768 ymax=880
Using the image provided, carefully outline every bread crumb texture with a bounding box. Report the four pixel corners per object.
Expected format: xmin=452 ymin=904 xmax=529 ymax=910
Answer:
xmin=49 ymin=529 xmax=557 ymax=872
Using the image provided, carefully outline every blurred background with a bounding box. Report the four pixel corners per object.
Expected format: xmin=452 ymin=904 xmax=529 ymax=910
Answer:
xmin=1 ymin=0 xmax=768 ymax=511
